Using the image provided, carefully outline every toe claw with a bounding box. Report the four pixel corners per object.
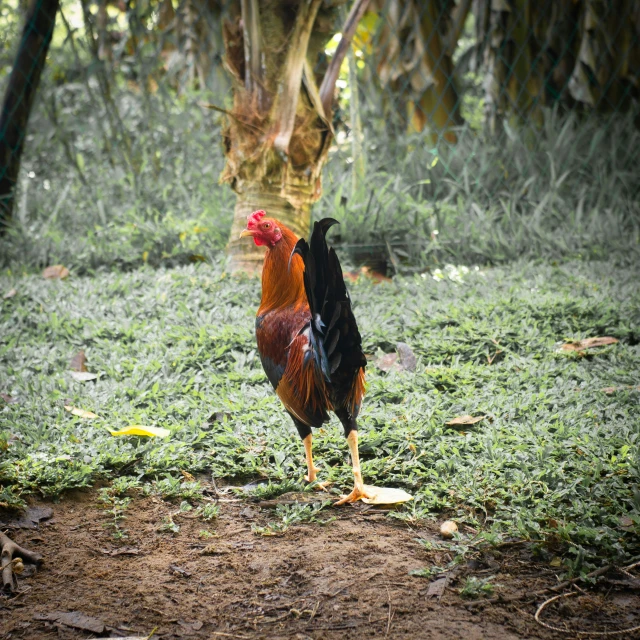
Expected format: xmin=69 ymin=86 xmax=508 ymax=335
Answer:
xmin=334 ymin=485 xmax=374 ymax=505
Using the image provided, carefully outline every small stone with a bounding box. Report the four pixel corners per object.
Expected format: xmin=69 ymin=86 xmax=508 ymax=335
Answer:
xmin=440 ymin=520 xmax=458 ymax=539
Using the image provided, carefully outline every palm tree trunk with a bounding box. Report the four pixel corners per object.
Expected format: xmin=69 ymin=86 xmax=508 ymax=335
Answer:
xmin=0 ymin=0 xmax=60 ymax=231
xmin=222 ymin=0 xmax=370 ymax=274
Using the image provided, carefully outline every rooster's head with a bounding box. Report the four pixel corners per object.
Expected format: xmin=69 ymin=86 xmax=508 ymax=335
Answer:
xmin=239 ymin=210 xmax=283 ymax=247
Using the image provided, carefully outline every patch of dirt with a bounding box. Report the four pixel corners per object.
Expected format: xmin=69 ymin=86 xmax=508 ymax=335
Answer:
xmin=1 ymin=487 xmax=639 ymax=639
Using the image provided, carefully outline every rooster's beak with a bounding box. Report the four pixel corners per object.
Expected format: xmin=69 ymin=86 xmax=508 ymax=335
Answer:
xmin=239 ymin=229 xmax=255 ymax=239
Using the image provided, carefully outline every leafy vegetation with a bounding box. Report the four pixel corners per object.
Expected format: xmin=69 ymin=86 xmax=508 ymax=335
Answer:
xmin=1 ymin=258 xmax=638 ymax=571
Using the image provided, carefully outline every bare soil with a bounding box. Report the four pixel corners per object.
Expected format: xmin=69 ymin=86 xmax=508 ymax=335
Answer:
xmin=1 ymin=487 xmax=639 ymax=640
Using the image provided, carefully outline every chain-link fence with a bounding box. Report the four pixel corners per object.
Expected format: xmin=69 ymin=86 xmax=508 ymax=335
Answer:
xmin=1 ymin=0 xmax=638 ymax=270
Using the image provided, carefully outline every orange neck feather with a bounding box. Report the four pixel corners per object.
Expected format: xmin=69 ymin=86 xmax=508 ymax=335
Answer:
xmin=258 ymin=222 xmax=306 ymax=315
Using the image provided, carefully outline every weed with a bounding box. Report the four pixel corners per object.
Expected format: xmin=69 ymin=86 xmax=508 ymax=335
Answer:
xmin=252 ymin=501 xmax=333 ymax=537
xmin=198 ymin=503 xmax=219 ymax=521
xmin=409 ymin=566 xmax=445 ymax=579
xmin=459 ymin=576 xmax=496 ymax=599
xmin=247 ymin=480 xmax=307 ymax=501
xmin=143 ymin=476 xmax=203 ymax=502
xmin=98 ymin=487 xmax=132 ymax=540
xmin=157 ymin=515 xmax=180 ymax=535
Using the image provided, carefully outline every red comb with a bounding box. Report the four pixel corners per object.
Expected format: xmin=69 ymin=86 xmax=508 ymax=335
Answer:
xmin=247 ymin=210 xmax=266 ymax=226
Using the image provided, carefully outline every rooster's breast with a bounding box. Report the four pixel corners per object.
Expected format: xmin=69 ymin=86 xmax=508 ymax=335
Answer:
xmin=255 ymin=306 xmax=311 ymax=390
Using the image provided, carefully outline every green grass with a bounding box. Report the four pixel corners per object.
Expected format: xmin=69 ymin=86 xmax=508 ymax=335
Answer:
xmin=1 ymin=258 xmax=639 ymax=572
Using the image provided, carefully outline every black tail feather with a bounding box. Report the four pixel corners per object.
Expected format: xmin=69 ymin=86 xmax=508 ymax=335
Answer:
xmin=293 ymin=219 xmax=366 ymax=408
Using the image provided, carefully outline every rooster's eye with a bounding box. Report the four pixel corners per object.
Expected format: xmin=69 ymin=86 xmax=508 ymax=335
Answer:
xmin=263 ymin=223 xmax=271 ymax=229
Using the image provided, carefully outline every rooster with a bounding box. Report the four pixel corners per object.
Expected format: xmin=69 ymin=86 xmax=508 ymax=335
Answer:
xmin=240 ymin=210 xmax=371 ymax=504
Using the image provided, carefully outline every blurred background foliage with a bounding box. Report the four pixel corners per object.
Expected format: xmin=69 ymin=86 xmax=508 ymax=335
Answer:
xmin=0 ymin=0 xmax=638 ymax=273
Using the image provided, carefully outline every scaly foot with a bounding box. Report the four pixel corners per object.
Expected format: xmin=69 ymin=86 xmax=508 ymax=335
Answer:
xmin=335 ymin=483 xmax=374 ymax=505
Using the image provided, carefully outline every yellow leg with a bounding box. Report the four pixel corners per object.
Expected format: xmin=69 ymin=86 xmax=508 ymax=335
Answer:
xmin=303 ymin=433 xmax=331 ymax=491
xmin=335 ymin=430 xmax=374 ymax=505
xmin=303 ymin=433 xmax=319 ymax=482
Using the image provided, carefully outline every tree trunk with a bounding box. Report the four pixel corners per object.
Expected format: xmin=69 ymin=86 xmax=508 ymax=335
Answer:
xmin=227 ymin=190 xmax=315 ymax=273
xmin=0 ymin=0 xmax=60 ymax=231
xmin=221 ymin=0 xmax=367 ymax=274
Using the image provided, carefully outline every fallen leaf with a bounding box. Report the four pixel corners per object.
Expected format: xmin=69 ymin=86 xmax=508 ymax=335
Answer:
xmin=360 ymin=266 xmax=391 ymax=283
xmin=70 ymin=371 xmax=98 ymax=382
xmin=376 ymin=352 xmax=398 ymax=372
xmin=0 ymin=393 xmax=18 ymax=404
xmin=619 ymin=516 xmax=635 ymax=531
xmin=100 ymin=547 xmax=140 ymax=556
xmin=0 ymin=506 xmax=53 ymax=530
xmin=33 ymin=611 xmax=104 ymax=634
xmin=446 ymin=415 xmax=485 ymax=426
xmin=549 ymin=556 xmax=562 ymax=567
xmin=178 ymin=619 xmax=204 ymax=631
xmin=343 ymin=267 xmax=391 ymax=284
xmin=110 ymin=425 xmax=170 ymax=438
xmin=42 ymin=265 xmax=70 ymax=280
xmin=169 ymin=564 xmax=192 ymax=577
xmin=396 ymin=342 xmax=416 ymax=372
xmin=200 ymin=544 xmax=229 ymax=556
xmin=360 ymin=485 xmax=413 ymax=505
xmin=561 ymin=336 xmax=619 ymax=351
xmin=64 ymin=405 xmax=98 ymax=419
xmin=69 ymin=351 xmax=87 ymax=372
xmin=601 ymin=387 xmax=617 ymax=394
xmin=3 ymin=288 xmax=17 ymax=299
xmin=426 ymin=575 xmax=449 ymax=600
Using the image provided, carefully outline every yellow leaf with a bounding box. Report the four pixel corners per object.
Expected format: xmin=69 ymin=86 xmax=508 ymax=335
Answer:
xmin=179 ymin=232 xmax=187 ymax=243
xmin=142 ymin=251 xmax=149 ymax=262
xmin=109 ymin=425 xmax=170 ymax=438
xmin=64 ymin=405 xmax=98 ymax=419
xmin=360 ymin=485 xmax=413 ymax=505
xmin=446 ymin=415 xmax=485 ymax=426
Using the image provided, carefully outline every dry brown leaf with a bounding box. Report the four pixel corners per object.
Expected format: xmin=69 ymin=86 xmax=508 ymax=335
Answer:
xmin=360 ymin=266 xmax=392 ymax=283
xmin=343 ymin=267 xmax=391 ymax=284
xmin=376 ymin=343 xmax=417 ymax=373
xmin=601 ymin=387 xmax=617 ymax=394
xmin=425 ymin=575 xmax=448 ymax=600
xmin=396 ymin=342 xmax=416 ymax=372
xmin=562 ymin=336 xmax=619 ymax=351
xmin=42 ymin=265 xmax=70 ymax=280
xmin=0 ymin=393 xmax=18 ymax=404
xmin=33 ymin=611 xmax=104 ymax=634
xmin=70 ymin=350 xmax=87 ymax=372
xmin=446 ymin=415 xmax=485 ymax=426
xmin=3 ymin=288 xmax=17 ymax=299
xmin=376 ymin=352 xmax=398 ymax=372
